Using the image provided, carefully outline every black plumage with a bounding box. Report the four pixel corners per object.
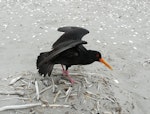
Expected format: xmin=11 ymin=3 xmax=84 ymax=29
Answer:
xmin=36 ymin=26 xmax=112 ymax=84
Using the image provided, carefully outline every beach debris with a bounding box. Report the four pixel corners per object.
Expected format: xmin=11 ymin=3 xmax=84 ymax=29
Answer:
xmin=53 ymin=90 xmax=61 ymax=103
xmin=0 ymin=103 xmax=41 ymax=111
xmin=103 ymin=111 xmax=113 ymax=114
xmin=113 ymin=79 xmax=119 ymax=84
xmin=0 ymin=90 xmax=25 ymax=96
xmin=85 ymin=91 xmax=98 ymax=97
xmin=45 ymin=104 xmax=70 ymax=108
xmin=59 ymin=79 xmax=71 ymax=85
xmin=65 ymin=87 xmax=72 ymax=102
xmin=39 ymin=85 xmax=52 ymax=94
xmin=35 ymin=81 xmax=40 ymax=100
xmin=0 ymin=97 xmax=30 ymax=101
xmin=9 ymin=76 xmax=22 ymax=85
xmin=33 ymin=86 xmax=52 ymax=99
xmin=84 ymin=77 xmax=91 ymax=84
xmin=143 ymin=59 xmax=150 ymax=66
xmin=104 ymin=96 xmax=116 ymax=103
xmin=51 ymin=77 xmax=57 ymax=93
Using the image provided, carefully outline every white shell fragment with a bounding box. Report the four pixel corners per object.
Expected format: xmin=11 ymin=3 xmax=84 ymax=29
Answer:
xmin=114 ymin=79 xmax=119 ymax=84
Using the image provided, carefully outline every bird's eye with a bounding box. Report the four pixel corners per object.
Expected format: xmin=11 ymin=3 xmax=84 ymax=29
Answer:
xmin=96 ymin=54 xmax=99 ymax=58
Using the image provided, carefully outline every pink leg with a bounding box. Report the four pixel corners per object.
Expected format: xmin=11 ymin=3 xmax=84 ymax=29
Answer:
xmin=61 ymin=65 xmax=65 ymax=71
xmin=61 ymin=65 xmax=75 ymax=84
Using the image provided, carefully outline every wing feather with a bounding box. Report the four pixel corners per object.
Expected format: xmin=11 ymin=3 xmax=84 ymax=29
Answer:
xmin=52 ymin=26 xmax=89 ymax=48
xmin=38 ymin=40 xmax=87 ymax=67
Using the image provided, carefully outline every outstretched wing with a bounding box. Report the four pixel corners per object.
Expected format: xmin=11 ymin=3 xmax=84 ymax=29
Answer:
xmin=38 ymin=40 xmax=87 ymax=67
xmin=52 ymin=26 xmax=89 ymax=49
xmin=57 ymin=26 xmax=88 ymax=33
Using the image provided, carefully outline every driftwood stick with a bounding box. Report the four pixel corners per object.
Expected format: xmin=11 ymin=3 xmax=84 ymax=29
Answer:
xmin=0 ymin=103 xmax=41 ymax=111
xmin=0 ymin=91 xmax=25 ymax=96
xmin=35 ymin=81 xmax=40 ymax=100
xmin=0 ymin=97 xmax=30 ymax=101
xmin=51 ymin=77 xmax=55 ymax=93
xmin=46 ymin=104 xmax=70 ymax=108
xmin=65 ymin=87 xmax=72 ymax=102
xmin=40 ymin=86 xmax=52 ymax=94
xmin=53 ymin=90 xmax=61 ymax=103
xmin=33 ymin=86 xmax=52 ymax=99
xmin=9 ymin=76 xmax=22 ymax=85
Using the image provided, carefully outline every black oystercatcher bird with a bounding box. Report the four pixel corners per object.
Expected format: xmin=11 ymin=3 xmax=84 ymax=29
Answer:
xmin=36 ymin=26 xmax=112 ymax=84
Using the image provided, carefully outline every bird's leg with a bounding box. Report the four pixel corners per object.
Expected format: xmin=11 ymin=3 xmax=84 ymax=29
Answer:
xmin=61 ymin=65 xmax=68 ymax=75
xmin=61 ymin=64 xmax=65 ymax=71
xmin=61 ymin=65 xmax=75 ymax=84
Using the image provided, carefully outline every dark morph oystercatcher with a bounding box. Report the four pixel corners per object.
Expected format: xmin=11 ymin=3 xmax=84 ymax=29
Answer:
xmin=36 ymin=26 xmax=112 ymax=84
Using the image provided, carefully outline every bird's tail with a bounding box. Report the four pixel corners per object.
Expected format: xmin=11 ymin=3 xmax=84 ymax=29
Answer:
xmin=36 ymin=52 xmax=54 ymax=76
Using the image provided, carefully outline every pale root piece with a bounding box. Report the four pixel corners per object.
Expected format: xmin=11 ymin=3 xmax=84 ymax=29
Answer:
xmin=0 ymin=103 xmax=41 ymax=111
xmin=65 ymin=87 xmax=72 ymax=102
xmin=0 ymin=103 xmax=70 ymax=111
xmin=53 ymin=90 xmax=61 ymax=103
xmin=9 ymin=76 xmax=22 ymax=85
xmin=0 ymin=91 xmax=25 ymax=96
xmin=35 ymin=81 xmax=40 ymax=100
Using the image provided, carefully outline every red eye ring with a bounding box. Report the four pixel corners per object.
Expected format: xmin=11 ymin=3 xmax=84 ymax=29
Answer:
xmin=96 ymin=53 xmax=99 ymax=58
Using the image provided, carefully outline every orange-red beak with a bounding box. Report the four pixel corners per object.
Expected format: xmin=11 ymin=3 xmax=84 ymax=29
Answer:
xmin=99 ymin=58 xmax=112 ymax=70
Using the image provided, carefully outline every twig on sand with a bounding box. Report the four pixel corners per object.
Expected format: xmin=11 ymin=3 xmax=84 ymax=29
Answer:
xmin=33 ymin=86 xmax=52 ymax=99
xmin=53 ymin=90 xmax=61 ymax=103
xmin=59 ymin=94 xmax=77 ymax=99
xmin=59 ymin=79 xmax=70 ymax=85
xmin=0 ymin=91 xmax=25 ymax=96
xmin=65 ymin=87 xmax=72 ymax=102
xmin=143 ymin=59 xmax=150 ymax=66
xmin=84 ymin=91 xmax=99 ymax=101
xmin=96 ymin=100 xmax=100 ymax=113
xmin=51 ymin=77 xmax=56 ymax=93
xmin=0 ymin=103 xmax=71 ymax=111
xmin=85 ymin=91 xmax=98 ymax=97
xmin=45 ymin=104 xmax=70 ymax=108
xmin=86 ymin=95 xmax=97 ymax=101
xmin=9 ymin=76 xmax=22 ymax=85
xmin=0 ymin=97 xmax=30 ymax=101
xmin=84 ymin=77 xmax=91 ymax=84
xmin=0 ymin=103 xmax=42 ymax=111
xmin=40 ymin=86 xmax=52 ymax=94
xmin=35 ymin=81 xmax=40 ymax=100
xmin=104 ymin=96 xmax=116 ymax=103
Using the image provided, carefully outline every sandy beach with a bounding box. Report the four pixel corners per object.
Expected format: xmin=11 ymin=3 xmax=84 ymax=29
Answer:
xmin=0 ymin=0 xmax=150 ymax=114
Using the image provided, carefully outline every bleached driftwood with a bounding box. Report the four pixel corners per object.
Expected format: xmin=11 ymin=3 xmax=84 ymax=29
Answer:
xmin=65 ymin=87 xmax=72 ymax=102
xmin=35 ymin=81 xmax=40 ymax=100
xmin=0 ymin=97 xmax=30 ymax=101
xmin=53 ymin=90 xmax=61 ymax=103
xmin=40 ymin=86 xmax=52 ymax=94
xmin=46 ymin=104 xmax=70 ymax=108
xmin=0 ymin=103 xmax=70 ymax=111
xmin=9 ymin=76 xmax=22 ymax=85
xmin=51 ymin=77 xmax=56 ymax=93
xmin=0 ymin=103 xmax=41 ymax=111
xmin=0 ymin=91 xmax=25 ymax=96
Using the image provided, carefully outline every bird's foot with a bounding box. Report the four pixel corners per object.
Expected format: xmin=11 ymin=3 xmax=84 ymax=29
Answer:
xmin=68 ymin=77 xmax=75 ymax=84
xmin=62 ymin=70 xmax=75 ymax=84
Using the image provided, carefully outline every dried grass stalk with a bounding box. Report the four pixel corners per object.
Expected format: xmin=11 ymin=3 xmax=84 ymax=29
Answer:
xmin=35 ymin=81 xmax=40 ymax=100
xmin=0 ymin=103 xmax=41 ymax=111
xmin=65 ymin=87 xmax=72 ymax=102
xmin=0 ymin=91 xmax=25 ymax=96
xmin=9 ymin=76 xmax=22 ymax=85
xmin=53 ymin=90 xmax=61 ymax=103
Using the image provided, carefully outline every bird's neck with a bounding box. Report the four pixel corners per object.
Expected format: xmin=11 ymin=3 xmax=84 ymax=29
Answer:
xmin=80 ymin=50 xmax=97 ymax=64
